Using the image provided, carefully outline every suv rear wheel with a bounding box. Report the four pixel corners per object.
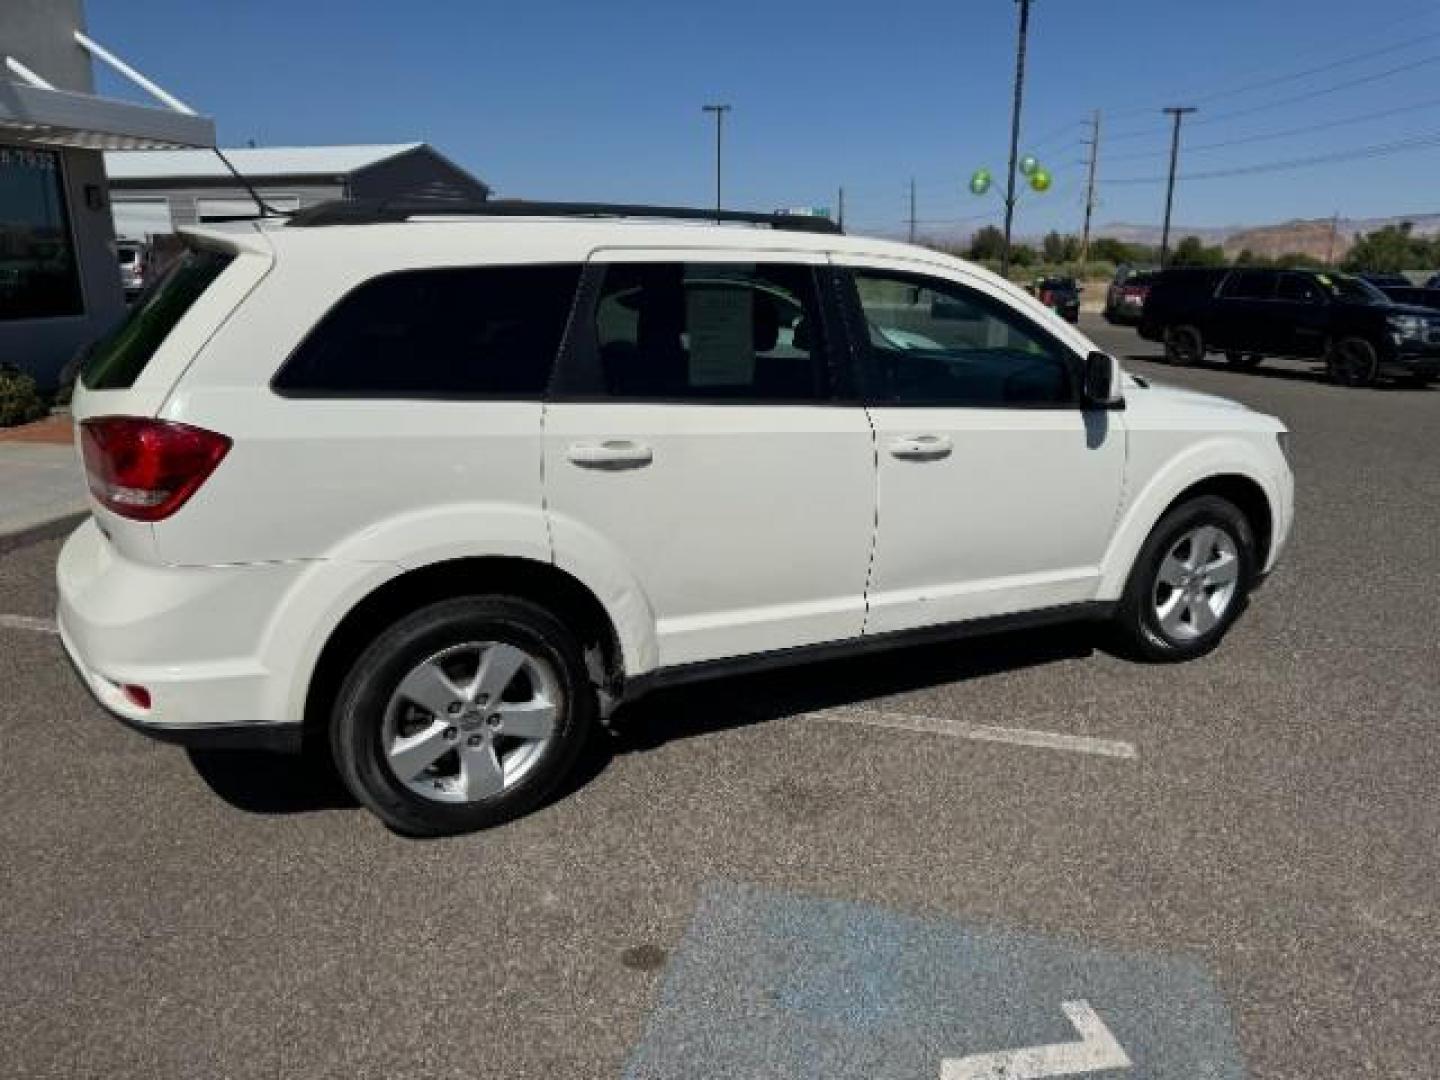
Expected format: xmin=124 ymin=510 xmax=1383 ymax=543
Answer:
xmin=330 ymin=596 xmax=595 ymax=836
xmin=1116 ymin=495 xmax=1256 ymax=661
xmin=1165 ymin=325 xmax=1205 ymax=366
xmin=1327 ymin=337 xmax=1379 ymax=387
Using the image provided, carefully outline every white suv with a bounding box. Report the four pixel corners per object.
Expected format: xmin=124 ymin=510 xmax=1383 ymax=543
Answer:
xmin=58 ymin=202 xmax=1293 ymax=835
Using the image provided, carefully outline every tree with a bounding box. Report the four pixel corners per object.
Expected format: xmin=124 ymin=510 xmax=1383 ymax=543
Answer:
xmin=968 ymin=225 xmax=1006 ymax=262
xmin=1170 ymin=235 xmax=1227 ymax=268
xmin=1341 ymin=222 xmax=1434 ymax=273
xmin=1042 ymin=231 xmax=1079 ymax=262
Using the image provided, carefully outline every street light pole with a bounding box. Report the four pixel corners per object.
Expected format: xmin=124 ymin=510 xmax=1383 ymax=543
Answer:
xmin=1001 ymin=0 xmax=1032 ymax=277
xmin=1159 ymin=106 xmax=1196 ymax=267
xmin=701 ymin=104 xmax=731 ymax=219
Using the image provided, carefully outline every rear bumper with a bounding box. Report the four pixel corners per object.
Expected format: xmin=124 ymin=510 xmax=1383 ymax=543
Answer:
xmin=56 ymin=518 xmax=305 ymax=751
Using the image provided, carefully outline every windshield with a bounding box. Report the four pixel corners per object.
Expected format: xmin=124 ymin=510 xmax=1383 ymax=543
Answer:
xmin=1317 ymin=273 xmax=1388 ymax=304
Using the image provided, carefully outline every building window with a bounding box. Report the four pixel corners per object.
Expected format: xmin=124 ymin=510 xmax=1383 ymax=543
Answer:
xmin=0 ymin=147 xmax=82 ymax=321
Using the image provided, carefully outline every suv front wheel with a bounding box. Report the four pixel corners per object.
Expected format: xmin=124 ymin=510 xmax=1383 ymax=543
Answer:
xmin=330 ymin=596 xmax=596 ymax=836
xmin=1116 ymin=495 xmax=1256 ymax=661
xmin=1327 ymin=337 xmax=1379 ymax=387
xmin=1165 ymin=325 xmax=1205 ymax=366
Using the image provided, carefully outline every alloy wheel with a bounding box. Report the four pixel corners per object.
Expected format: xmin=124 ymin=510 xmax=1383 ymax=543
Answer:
xmin=381 ymin=641 xmax=561 ymax=803
xmin=1152 ymin=525 xmax=1241 ymax=641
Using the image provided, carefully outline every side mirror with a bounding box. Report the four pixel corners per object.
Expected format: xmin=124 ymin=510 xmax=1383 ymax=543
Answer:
xmin=1083 ymin=351 xmax=1124 ymax=407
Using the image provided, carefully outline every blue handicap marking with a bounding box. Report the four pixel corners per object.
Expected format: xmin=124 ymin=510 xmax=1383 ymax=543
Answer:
xmin=625 ymin=883 xmax=1246 ymax=1079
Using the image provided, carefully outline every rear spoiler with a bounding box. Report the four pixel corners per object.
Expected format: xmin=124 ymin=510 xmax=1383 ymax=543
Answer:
xmin=175 ymin=221 xmax=275 ymax=259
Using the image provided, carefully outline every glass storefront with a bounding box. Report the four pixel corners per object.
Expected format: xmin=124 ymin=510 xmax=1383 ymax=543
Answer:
xmin=0 ymin=146 xmax=82 ymax=321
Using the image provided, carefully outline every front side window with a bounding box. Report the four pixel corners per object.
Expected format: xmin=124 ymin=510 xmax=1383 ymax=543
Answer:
xmin=849 ymin=269 xmax=1075 ymax=407
xmin=1277 ymin=274 xmax=1324 ymax=303
xmin=0 ymin=146 xmax=82 ymax=321
xmin=274 ymin=264 xmax=582 ymax=397
xmin=592 ymin=263 xmax=829 ymax=401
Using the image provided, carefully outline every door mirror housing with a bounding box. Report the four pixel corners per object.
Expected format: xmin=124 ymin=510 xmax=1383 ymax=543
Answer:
xmin=1082 ymin=351 xmax=1124 ymax=407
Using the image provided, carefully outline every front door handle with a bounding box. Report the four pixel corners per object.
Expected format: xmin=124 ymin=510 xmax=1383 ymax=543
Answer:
xmin=566 ymin=440 xmax=654 ymax=469
xmin=887 ymin=434 xmax=953 ymax=460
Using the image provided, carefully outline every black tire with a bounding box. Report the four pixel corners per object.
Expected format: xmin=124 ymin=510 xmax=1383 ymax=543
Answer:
xmin=1326 ymin=337 xmax=1379 ymax=387
xmin=1115 ymin=495 xmax=1257 ymax=662
xmin=330 ymin=596 xmax=596 ymax=837
xmin=1165 ymin=324 xmax=1205 ymax=366
xmin=1225 ymin=352 xmax=1264 ymax=370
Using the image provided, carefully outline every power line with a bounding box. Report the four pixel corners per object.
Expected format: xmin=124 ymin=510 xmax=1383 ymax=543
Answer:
xmin=1103 ymin=93 xmax=1440 ymax=163
xmin=1107 ymin=128 xmax=1440 ymax=186
xmin=1193 ymin=53 xmax=1440 ymax=127
xmin=1104 ymin=50 xmax=1440 ymax=145
xmin=1103 ymin=3 xmax=1440 ymax=120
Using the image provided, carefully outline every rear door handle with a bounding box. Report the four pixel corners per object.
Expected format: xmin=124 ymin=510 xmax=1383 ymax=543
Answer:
xmin=566 ymin=440 xmax=654 ymax=469
xmin=887 ymin=434 xmax=953 ymax=460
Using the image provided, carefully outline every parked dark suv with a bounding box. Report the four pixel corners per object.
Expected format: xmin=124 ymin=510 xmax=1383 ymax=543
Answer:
xmin=1139 ymin=266 xmax=1440 ymax=386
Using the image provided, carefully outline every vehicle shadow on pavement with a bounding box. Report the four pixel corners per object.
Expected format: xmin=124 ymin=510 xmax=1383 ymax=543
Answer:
xmin=608 ymin=622 xmax=1104 ymax=755
xmin=180 ymin=624 xmax=1103 ymax=820
xmin=186 ymin=747 xmax=358 ymax=815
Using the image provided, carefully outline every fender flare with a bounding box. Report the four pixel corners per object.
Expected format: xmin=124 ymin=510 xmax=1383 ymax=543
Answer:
xmin=1097 ymin=441 xmax=1284 ymax=600
xmin=255 ymin=503 xmax=658 ymax=725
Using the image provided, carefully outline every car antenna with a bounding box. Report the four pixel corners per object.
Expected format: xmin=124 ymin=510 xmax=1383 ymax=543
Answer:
xmin=211 ymin=146 xmax=291 ymax=220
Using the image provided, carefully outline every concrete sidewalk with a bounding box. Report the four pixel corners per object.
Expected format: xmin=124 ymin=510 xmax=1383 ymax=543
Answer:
xmin=0 ymin=417 xmax=85 ymax=539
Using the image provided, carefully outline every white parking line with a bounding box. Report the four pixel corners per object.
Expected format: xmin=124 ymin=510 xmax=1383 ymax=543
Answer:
xmin=0 ymin=614 xmax=58 ymax=636
xmin=802 ymin=706 xmax=1138 ymax=761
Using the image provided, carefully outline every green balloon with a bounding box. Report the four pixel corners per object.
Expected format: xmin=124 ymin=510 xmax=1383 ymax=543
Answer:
xmin=1029 ymin=168 xmax=1052 ymax=193
xmin=969 ymin=168 xmax=992 ymax=195
xmin=1020 ymin=155 xmax=1039 ymax=177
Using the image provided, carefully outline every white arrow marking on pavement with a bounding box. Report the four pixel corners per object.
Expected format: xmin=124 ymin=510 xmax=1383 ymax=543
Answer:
xmin=940 ymin=1000 xmax=1132 ymax=1080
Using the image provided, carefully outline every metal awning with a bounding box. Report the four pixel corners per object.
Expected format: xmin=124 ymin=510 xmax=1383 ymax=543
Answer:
xmin=1 ymin=31 xmax=214 ymax=151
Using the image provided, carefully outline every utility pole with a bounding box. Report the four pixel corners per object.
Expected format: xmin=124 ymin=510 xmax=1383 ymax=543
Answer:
xmin=837 ymin=186 xmax=845 ymax=230
xmin=1325 ymin=211 xmax=1340 ymax=266
xmin=1080 ymin=110 xmax=1101 ymax=268
xmin=1159 ymin=106 xmax=1196 ymax=267
xmin=908 ymin=177 xmax=917 ymax=243
xmin=701 ymin=104 xmax=731 ymax=218
xmin=1001 ymin=0 xmax=1033 ymax=276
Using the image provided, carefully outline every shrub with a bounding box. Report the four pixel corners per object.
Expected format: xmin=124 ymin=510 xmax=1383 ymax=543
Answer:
xmin=0 ymin=364 xmax=48 ymax=428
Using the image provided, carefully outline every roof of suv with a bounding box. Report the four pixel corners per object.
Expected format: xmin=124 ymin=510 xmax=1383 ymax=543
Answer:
xmin=186 ymin=209 xmax=975 ymax=269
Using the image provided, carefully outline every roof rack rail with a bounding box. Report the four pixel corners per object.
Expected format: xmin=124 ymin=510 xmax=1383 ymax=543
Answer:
xmin=285 ymin=198 xmax=843 ymax=234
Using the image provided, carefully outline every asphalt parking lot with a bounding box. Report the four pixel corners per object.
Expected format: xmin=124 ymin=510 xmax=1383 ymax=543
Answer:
xmin=1 ymin=313 xmax=1436 ymax=1079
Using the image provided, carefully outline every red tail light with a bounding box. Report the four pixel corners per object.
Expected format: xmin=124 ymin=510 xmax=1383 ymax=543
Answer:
xmin=80 ymin=417 xmax=231 ymax=522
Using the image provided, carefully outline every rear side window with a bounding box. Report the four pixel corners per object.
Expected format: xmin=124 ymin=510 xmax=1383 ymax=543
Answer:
xmin=273 ymin=265 xmax=581 ymax=398
xmin=1219 ymin=270 xmax=1275 ymax=300
xmin=82 ymin=248 xmax=233 ymax=390
xmin=591 ymin=262 xmax=830 ymax=401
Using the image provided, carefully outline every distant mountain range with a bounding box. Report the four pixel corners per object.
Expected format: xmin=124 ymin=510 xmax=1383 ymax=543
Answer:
xmin=1094 ymin=213 xmax=1440 ymax=261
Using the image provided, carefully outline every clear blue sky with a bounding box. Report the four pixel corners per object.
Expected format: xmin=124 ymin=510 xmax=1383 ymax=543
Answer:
xmin=88 ymin=0 xmax=1440 ymax=240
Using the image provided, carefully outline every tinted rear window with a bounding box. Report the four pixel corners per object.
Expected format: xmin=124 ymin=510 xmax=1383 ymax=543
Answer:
xmin=1219 ymin=270 xmax=1275 ymax=300
xmin=273 ymin=264 xmax=581 ymax=398
xmin=82 ymin=248 xmax=233 ymax=390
